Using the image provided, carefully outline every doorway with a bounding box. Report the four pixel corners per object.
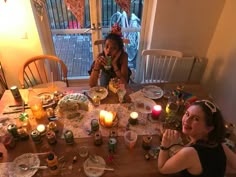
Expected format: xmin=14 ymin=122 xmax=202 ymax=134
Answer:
xmin=45 ymin=0 xmax=143 ymax=80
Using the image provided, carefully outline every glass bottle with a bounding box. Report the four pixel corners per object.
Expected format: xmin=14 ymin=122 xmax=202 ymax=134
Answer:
xmin=47 ymin=152 xmax=59 ymax=175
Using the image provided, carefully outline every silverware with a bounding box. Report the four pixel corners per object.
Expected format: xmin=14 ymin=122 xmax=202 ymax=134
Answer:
xmin=3 ymin=110 xmax=22 ymax=114
xmin=18 ymin=164 xmax=48 ymax=171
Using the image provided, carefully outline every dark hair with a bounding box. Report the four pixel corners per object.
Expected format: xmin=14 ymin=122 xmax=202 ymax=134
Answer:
xmin=105 ymin=33 xmax=124 ymax=50
xmin=192 ymin=101 xmax=226 ymax=144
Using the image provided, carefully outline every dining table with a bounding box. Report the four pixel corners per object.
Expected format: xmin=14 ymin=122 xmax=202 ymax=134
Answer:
xmin=0 ymin=83 xmax=235 ymax=177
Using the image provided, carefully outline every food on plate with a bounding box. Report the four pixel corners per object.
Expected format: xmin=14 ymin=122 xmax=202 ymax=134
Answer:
xmin=137 ymin=102 xmax=144 ymax=109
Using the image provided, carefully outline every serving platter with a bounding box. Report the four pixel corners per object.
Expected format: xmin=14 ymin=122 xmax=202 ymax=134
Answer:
xmin=142 ymin=85 xmax=163 ymax=99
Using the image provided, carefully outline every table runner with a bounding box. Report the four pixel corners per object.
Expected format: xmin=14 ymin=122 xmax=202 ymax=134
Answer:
xmin=62 ymin=103 xmax=163 ymax=138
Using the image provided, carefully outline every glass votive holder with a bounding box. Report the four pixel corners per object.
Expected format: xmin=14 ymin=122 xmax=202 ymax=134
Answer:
xmin=46 ymin=130 xmax=57 ymax=145
xmin=64 ymin=130 xmax=74 ymax=145
xmin=91 ymin=119 xmax=99 ymax=132
xmin=92 ymin=96 xmax=101 ymax=106
xmin=47 ymin=122 xmax=58 ymax=133
xmin=142 ymin=135 xmax=152 ymax=150
xmin=46 ymin=107 xmax=55 ymax=118
xmin=129 ymin=112 xmax=138 ymax=125
xmin=78 ymin=146 xmax=89 ymax=158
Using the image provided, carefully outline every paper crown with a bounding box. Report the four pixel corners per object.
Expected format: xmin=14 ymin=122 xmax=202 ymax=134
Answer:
xmin=110 ymin=23 xmax=122 ymax=37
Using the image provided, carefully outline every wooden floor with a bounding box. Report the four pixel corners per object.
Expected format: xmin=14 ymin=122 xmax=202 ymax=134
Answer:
xmin=53 ymin=35 xmax=136 ymax=78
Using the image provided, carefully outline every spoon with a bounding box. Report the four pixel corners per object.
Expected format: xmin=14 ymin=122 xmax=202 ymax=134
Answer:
xmin=18 ymin=164 xmax=48 ymax=171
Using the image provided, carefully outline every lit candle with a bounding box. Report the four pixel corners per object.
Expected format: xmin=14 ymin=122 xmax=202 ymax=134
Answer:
xmin=36 ymin=124 xmax=46 ymax=136
xmin=104 ymin=112 xmax=113 ymax=127
xmin=99 ymin=110 xmax=107 ymax=125
xmin=151 ymin=105 xmax=162 ymax=120
xmin=129 ymin=112 xmax=138 ymax=125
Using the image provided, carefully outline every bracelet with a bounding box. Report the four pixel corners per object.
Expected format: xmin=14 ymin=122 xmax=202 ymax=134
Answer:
xmin=160 ymin=143 xmax=184 ymax=151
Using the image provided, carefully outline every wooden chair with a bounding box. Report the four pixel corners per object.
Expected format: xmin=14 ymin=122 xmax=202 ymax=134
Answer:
xmin=140 ymin=49 xmax=187 ymax=83
xmin=19 ymin=55 xmax=68 ymax=89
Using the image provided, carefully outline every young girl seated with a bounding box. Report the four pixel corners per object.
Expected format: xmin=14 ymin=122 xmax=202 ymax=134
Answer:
xmin=88 ymin=23 xmax=131 ymax=87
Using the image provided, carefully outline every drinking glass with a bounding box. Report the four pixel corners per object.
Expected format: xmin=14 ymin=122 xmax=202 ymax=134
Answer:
xmin=117 ymin=88 xmax=126 ymax=103
xmin=124 ymin=130 xmax=138 ymax=149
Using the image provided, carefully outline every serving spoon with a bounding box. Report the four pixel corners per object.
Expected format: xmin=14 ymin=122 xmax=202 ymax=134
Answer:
xmin=18 ymin=164 xmax=48 ymax=171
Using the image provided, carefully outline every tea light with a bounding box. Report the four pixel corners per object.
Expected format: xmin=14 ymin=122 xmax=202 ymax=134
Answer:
xmin=104 ymin=112 xmax=113 ymax=127
xmin=36 ymin=124 xmax=46 ymax=136
xmin=151 ymin=105 xmax=162 ymax=120
xmin=99 ymin=110 xmax=107 ymax=125
xmin=129 ymin=112 xmax=138 ymax=125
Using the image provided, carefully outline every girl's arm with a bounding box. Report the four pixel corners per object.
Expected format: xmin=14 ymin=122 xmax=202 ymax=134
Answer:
xmin=112 ymin=51 xmax=129 ymax=86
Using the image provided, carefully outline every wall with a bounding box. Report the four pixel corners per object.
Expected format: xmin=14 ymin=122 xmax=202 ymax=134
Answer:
xmin=202 ymin=0 xmax=236 ymax=124
xmin=0 ymin=0 xmax=43 ymax=88
xmin=151 ymin=0 xmax=224 ymax=57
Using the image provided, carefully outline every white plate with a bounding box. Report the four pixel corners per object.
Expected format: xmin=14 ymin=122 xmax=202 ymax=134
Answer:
xmin=142 ymin=85 xmax=163 ymax=99
xmin=87 ymin=86 xmax=108 ymax=100
xmin=134 ymin=97 xmax=156 ymax=114
xmin=83 ymin=155 xmax=106 ymax=177
xmin=13 ymin=153 xmax=40 ymax=177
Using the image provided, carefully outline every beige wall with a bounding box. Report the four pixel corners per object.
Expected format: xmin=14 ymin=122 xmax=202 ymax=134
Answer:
xmin=0 ymin=0 xmax=43 ymax=88
xmin=151 ymin=0 xmax=224 ymax=57
xmin=203 ymin=0 xmax=236 ymax=123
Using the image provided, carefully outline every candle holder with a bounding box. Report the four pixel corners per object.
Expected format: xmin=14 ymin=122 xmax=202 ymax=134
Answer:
xmin=129 ymin=112 xmax=138 ymax=125
xmin=99 ymin=110 xmax=118 ymax=128
xmin=37 ymin=124 xmax=46 ymax=136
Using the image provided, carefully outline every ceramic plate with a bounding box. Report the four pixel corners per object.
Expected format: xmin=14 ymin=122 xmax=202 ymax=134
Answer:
xmin=87 ymin=86 xmax=108 ymax=100
xmin=134 ymin=97 xmax=156 ymax=114
xmin=13 ymin=153 xmax=40 ymax=177
xmin=142 ymin=85 xmax=163 ymax=99
xmin=83 ymin=155 xmax=106 ymax=177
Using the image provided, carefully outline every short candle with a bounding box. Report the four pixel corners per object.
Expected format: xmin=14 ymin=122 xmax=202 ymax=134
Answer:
xmin=151 ymin=105 xmax=162 ymax=120
xmin=104 ymin=112 xmax=113 ymax=127
xmin=129 ymin=112 xmax=138 ymax=125
xmin=36 ymin=124 xmax=46 ymax=136
xmin=99 ymin=110 xmax=107 ymax=125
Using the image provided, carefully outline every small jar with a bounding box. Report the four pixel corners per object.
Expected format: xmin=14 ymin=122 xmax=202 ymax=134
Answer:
xmin=47 ymin=152 xmax=59 ymax=175
xmin=46 ymin=130 xmax=57 ymax=145
xmin=64 ymin=130 xmax=74 ymax=144
xmin=47 ymin=122 xmax=58 ymax=133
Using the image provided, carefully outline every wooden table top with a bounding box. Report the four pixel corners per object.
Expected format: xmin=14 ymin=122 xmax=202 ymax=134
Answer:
xmin=0 ymin=83 xmax=213 ymax=177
